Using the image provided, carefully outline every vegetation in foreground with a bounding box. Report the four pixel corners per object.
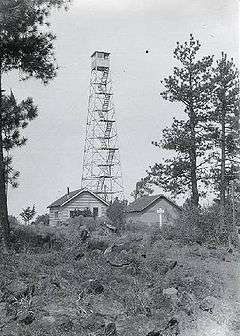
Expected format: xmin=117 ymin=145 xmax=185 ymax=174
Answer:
xmin=0 ymin=212 xmax=239 ymax=336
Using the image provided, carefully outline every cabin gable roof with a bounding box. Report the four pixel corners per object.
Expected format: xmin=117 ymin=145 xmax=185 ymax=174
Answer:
xmin=126 ymin=194 xmax=181 ymax=214
xmin=48 ymin=189 xmax=109 ymax=208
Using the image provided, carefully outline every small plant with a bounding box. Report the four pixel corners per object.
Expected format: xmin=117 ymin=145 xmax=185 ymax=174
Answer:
xmin=20 ymin=205 xmax=36 ymax=225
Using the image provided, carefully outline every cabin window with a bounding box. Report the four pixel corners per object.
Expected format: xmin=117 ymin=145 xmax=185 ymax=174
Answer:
xmin=70 ymin=208 xmax=92 ymax=218
xmin=93 ymin=207 xmax=99 ymax=219
xmin=54 ymin=211 xmax=59 ymax=219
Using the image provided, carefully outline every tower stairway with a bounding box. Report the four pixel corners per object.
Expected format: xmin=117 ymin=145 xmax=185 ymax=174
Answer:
xmin=81 ymin=51 xmax=124 ymax=202
xmin=102 ymin=93 xmax=111 ymax=111
xmin=104 ymin=121 xmax=112 ymax=138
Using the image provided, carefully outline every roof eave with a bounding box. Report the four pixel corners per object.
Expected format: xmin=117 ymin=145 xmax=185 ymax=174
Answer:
xmin=48 ymin=188 xmax=110 ymax=209
xmin=126 ymin=195 xmax=181 ymax=213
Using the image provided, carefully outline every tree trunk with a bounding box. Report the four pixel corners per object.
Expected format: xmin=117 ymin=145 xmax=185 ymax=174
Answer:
xmin=219 ymin=104 xmax=226 ymax=241
xmin=189 ymin=118 xmax=199 ymax=206
xmin=0 ymin=65 xmax=10 ymax=251
xmin=188 ymin=70 xmax=199 ymax=207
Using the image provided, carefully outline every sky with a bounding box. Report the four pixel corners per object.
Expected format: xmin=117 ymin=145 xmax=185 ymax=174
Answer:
xmin=5 ymin=0 xmax=239 ymax=217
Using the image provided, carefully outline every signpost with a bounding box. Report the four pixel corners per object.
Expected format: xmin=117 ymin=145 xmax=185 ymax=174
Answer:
xmin=157 ymin=208 xmax=165 ymax=228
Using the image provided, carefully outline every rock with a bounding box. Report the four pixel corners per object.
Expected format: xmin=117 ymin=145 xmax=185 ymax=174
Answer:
xmin=199 ymin=296 xmax=217 ymax=313
xmin=40 ymin=315 xmax=56 ymax=326
xmin=88 ymin=279 xmax=104 ymax=294
xmin=46 ymin=304 xmax=78 ymax=320
xmin=19 ymin=311 xmax=35 ymax=325
xmin=105 ymin=322 xmax=117 ymax=335
xmin=146 ymin=331 xmax=160 ymax=336
xmin=163 ymin=287 xmax=178 ymax=296
xmin=91 ymin=296 xmax=125 ymax=317
xmin=6 ymin=280 xmax=28 ymax=299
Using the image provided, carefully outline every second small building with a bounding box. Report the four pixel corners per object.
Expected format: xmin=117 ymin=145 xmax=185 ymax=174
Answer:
xmin=126 ymin=194 xmax=181 ymax=228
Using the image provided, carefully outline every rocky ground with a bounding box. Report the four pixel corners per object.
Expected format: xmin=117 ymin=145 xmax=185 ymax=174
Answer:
xmin=0 ymin=225 xmax=239 ymax=336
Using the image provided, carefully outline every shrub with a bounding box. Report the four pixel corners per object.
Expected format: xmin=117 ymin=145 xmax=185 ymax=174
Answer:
xmin=160 ymin=201 xmax=238 ymax=246
xmin=9 ymin=215 xmax=20 ymax=227
xmin=9 ymin=223 xmax=63 ymax=252
xmin=33 ymin=213 xmax=49 ymax=226
xmin=107 ymin=198 xmax=127 ymax=231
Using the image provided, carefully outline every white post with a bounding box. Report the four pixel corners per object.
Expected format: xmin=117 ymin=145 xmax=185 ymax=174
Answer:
xmin=157 ymin=208 xmax=165 ymax=228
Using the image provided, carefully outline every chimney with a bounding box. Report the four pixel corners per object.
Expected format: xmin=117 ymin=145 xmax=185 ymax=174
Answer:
xmin=67 ymin=187 xmax=70 ymax=195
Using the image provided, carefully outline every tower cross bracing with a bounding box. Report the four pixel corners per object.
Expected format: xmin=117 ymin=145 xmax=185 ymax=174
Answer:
xmin=81 ymin=51 xmax=124 ymax=202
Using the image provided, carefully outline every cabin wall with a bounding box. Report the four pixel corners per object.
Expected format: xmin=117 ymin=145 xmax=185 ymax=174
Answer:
xmin=49 ymin=192 xmax=108 ymax=226
xmin=126 ymin=198 xmax=180 ymax=229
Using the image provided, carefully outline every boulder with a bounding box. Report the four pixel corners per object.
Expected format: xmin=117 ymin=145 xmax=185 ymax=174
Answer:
xmin=199 ymin=296 xmax=217 ymax=313
xmin=90 ymin=296 xmax=125 ymax=317
xmin=163 ymin=287 xmax=178 ymax=296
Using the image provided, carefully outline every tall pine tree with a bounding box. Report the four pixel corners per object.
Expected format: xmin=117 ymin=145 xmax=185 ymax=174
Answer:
xmin=149 ymin=35 xmax=214 ymax=205
xmin=0 ymin=0 xmax=69 ymax=248
xmin=207 ymin=53 xmax=239 ymax=239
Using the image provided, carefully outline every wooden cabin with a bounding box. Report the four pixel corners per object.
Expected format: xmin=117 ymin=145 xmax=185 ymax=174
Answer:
xmin=126 ymin=194 xmax=181 ymax=228
xmin=48 ymin=188 xmax=109 ymax=226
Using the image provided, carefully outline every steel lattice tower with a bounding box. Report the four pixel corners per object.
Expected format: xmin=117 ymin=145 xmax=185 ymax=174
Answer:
xmin=81 ymin=51 xmax=124 ymax=202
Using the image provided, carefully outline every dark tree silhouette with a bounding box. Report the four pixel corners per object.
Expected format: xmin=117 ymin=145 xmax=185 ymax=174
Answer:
xmin=0 ymin=0 xmax=69 ymax=249
xmin=149 ymin=34 xmax=214 ymax=206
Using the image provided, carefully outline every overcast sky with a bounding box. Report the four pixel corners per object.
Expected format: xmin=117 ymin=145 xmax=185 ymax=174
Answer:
xmin=5 ymin=0 xmax=239 ymax=217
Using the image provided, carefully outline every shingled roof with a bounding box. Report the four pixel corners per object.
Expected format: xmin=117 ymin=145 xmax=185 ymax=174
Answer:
xmin=48 ymin=188 xmax=109 ymax=208
xmin=126 ymin=194 xmax=181 ymax=213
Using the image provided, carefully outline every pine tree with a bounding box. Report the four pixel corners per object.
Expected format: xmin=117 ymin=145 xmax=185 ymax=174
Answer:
xmin=208 ymin=53 xmax=239 ymax=240
xmin=0 ymin=0 xmax=69 ymax=248
xmin=20 ymin=205 xmax=36 ymax=225
xmin=2 ymin=91 xmax=38 ymax=188
xmin=131 ymin=177 xmax=153 ymax=200
xmin=149 ymin=35 xmax=214 ymax=205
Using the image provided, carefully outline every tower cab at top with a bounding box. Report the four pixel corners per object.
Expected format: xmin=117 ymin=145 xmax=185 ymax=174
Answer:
xmin=91 ymin=51 xmax=110 ymax=71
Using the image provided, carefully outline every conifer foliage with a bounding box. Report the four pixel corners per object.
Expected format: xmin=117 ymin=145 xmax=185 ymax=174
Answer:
xmin=149 ymin=35 xmax=214 ymax=206
xmin=2 ymin=92 xmax=38 ymax=188
xmin=136 ymin=35 xmax=239 ymax=242
xmin=208 ymin=53 xmax=239 ymax=206
xmin=0 ymin=0 xmax=69 ymax=248
xmin=131 ymin=177 xmax=154 ymax=200
xmin=20 ymin=205 xmax=36 ymax=225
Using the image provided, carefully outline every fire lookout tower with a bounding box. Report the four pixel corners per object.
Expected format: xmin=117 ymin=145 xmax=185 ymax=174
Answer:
xmin=81 ymin=51 xmax=124 ymax=202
